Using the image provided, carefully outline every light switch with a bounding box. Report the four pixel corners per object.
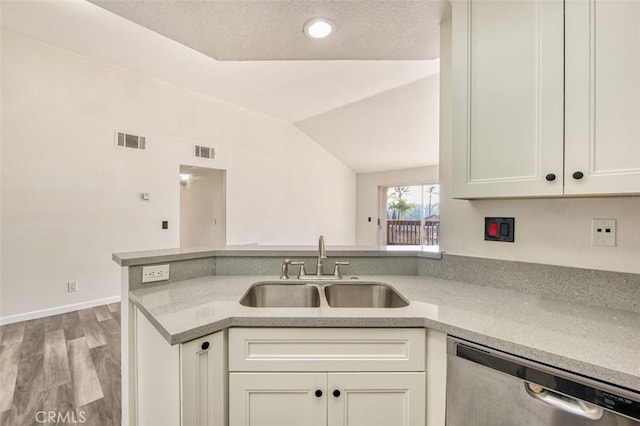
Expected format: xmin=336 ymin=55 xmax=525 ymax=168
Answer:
xmin=488 ymin=222 xmax=499 ymax=237
xmin=484 ymin=217 xmax=515 ymax=242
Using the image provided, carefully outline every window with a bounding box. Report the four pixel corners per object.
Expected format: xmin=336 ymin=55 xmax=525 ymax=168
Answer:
xmin=383 ymin=184 xmax=439 ymax=250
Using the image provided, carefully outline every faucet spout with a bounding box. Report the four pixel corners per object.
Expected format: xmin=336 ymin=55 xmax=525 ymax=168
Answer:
xmin=318 ymin=235 xmax=326 ymax=259
xmin=316 ymin=235 xmax=326 ymax=276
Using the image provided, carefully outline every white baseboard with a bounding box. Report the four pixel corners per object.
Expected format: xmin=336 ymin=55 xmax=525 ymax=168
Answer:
xmin=0 ymin=295 xmax=122 ymax=325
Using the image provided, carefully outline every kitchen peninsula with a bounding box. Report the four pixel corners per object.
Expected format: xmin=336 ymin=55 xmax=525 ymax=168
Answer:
xmin=113 ymin=246 xmax=640 ymax=426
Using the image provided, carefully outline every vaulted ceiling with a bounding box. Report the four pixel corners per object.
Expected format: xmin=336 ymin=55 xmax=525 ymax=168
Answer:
xmin=1 ymin=0 xmax=447 ymax=173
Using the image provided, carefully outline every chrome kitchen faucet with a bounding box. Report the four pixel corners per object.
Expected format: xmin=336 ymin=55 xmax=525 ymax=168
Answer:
xmin=280 ymin=235 xmax=349 ymax=280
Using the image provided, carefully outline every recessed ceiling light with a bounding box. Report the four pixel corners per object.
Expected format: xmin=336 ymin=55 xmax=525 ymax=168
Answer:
xmin=304 ymin=18 xmax=334 ymax=39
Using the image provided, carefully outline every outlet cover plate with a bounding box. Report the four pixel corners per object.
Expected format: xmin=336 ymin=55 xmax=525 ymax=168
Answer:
xmin=592 ymin=219 xmax=616 ymax=247
xmin=142 ymin=264 xmax=170 ymax=283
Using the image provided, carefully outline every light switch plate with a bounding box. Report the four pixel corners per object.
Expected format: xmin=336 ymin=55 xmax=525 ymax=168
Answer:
xmin=142 ymin=264 xmax=170 ymax=283
xmin=591 ymin=219 xmax=616 ymax=247
xmin=484 ymin=217 xmax=515 ymax=242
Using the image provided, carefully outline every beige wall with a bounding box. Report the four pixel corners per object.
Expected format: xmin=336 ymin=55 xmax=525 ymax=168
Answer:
xmin=0 ymin=31 xmax=356 ymax=318
xmin=356 ymin=166 xmax=439 ymax=246
xmin=439 ymin=20 xmax=640 ymax=274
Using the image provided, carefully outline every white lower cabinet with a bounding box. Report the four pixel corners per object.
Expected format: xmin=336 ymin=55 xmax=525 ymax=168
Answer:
xmin=181 ymin=332 xmax=227 ymax=426
xmin=228 ymin=328 xmax=427 ymax=426
xmin=136 ymin=308 xmax=181 ymax=426
xmin=328 ymin=372 xmax=425 ymax=426
xmin=133 ymin=308 xmax=228 ymax=426
xmin=134 ymin=314 xmax=446 ymax=426
xmin=229 ymin=372 xmax=425 ymax=426
xmin=229 ymin=373 xmax=327 ymax=426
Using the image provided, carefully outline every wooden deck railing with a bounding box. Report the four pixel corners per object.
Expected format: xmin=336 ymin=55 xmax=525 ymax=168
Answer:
xmin=386 ymin=219 xmax=439 ymax=246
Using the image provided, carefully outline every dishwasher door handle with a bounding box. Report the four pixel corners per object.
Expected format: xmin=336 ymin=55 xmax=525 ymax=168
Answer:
xmin=525 ymin=383 xmax=604 ymax=421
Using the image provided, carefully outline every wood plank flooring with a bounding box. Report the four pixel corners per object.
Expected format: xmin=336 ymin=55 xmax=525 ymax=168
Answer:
xmin=0 ymin=303 xmax=121 ymax=425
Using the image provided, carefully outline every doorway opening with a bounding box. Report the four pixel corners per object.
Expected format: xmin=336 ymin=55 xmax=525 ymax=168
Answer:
xmin=179 ymin=165 xmax=226 ymax=248
xmin=379 ymin=184 xmax=440 ymax=250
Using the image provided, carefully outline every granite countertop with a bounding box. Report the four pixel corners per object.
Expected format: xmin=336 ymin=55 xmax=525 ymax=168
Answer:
xmin=113 ymin=245 xmax=442 ymax=266
xmin=130 ymin=274 xmax=640 ymax=392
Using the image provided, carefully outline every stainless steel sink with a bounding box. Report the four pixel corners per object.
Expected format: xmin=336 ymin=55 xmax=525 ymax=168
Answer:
xmin=324 ymin=283 xmax=409 ymax=308
xmin=240 ymin=282 xmax=320 ymax=307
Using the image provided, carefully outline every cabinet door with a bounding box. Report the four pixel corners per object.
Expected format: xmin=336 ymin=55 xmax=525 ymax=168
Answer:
xmin=452 ymin=0 xmax=564 ymax=198
xmin=327 ymin=372 xmax=425 ymax=426
xmin=229 ymin=372 xmax=327 ymax=426
xmin=565 ymin=0 xmax=640 ymax=195
xmin=181 ymin=331 xmax=226 ymax=426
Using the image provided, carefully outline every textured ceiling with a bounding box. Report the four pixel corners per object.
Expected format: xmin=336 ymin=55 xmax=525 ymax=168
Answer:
xmin=88 ymin=0 xmax=449 ymax=61
xmin=1 ymin=0 xmax=446 ymax=172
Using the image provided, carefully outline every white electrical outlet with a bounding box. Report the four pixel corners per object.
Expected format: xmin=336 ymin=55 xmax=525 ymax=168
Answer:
xmin=592 ymin=219 xmax=616 ymax=247
xmin=68 ymin=281 xmax=78 ymax=292
xmin=142 ymin=264 xmax=170 ymax=283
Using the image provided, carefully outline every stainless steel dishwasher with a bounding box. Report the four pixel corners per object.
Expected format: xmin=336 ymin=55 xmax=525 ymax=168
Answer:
xmin=446 ymin=337 xmax=640 ymax=425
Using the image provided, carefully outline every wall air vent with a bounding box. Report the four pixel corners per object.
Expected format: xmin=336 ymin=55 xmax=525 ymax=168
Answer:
xmin=194 ymin=144 xmax=215 ymax=160
xmin=115 ymin=131 xmax=147 ymax=151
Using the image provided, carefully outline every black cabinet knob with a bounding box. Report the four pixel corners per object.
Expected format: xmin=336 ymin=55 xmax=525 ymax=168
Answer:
xmin=333 ymin=390 xmax=341 ymax=398
xmin=201 ymin=341 xmax=210 ymax=350
xmin=545 ymin=173 xmax=556 ymax=182
xmin=572 ymin=171 xmax=584 ymax=180
xmin=315 ymin=390 xmax=323 ymax=398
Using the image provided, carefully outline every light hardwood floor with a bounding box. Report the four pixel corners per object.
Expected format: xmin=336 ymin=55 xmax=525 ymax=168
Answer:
xmin=0 ymin=303 xmax=121 ymax=425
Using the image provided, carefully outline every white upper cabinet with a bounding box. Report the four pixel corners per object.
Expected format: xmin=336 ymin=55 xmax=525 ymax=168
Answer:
xmin=452 ymin=0 xmax=565 ymax=198
xmin=453 ymin=0 xmax=640 ymax=198
xmin=565 ymin=0 xmax=640 ymax=195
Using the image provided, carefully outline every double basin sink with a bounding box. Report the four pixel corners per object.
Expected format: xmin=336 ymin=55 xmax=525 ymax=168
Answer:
xmin=240 ymin=281 xmax=409 ymax=309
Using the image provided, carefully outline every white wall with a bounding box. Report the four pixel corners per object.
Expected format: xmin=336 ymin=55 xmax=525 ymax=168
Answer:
xmin=356 ymin=166 xmax=439 ymax=246
xmin=295 ymin=75 xmax=440 ymax=173
xmin=0 ymin=31 xmax=356 ymax=318
xmin=180 ymin=167 xmax=226 ymax=248
xmin=0 ymin=28 xmax=3 ymax=297
xmin=439 ymin=20 xmax=640 ymax=274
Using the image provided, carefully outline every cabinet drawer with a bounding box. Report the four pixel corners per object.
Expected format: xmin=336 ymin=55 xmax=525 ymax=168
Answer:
xmin=229 ymin=328 xmax=425 ymax=372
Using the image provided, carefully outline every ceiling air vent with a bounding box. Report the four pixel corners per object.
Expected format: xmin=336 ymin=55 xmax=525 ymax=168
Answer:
xmin=194 ymin=144 xmax=215 ymax=160
xmin=115 ymin=131 xmax=147 ymax=151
